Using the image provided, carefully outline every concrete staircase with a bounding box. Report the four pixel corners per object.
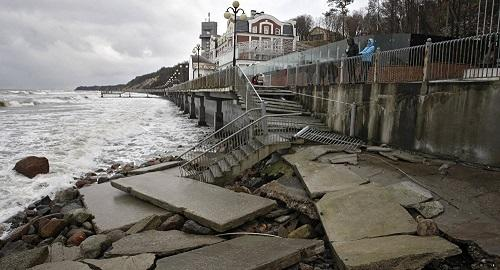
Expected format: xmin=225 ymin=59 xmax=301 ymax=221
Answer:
xmin=237 ymin=86 xmax=310 ymax=115
xmin=195 ymin=135 xmax=290 ymax=186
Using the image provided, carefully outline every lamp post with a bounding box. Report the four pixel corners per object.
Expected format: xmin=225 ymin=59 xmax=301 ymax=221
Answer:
xmin=192 ymin=44 xmax=201 ymax=79
xmin=224 ymin=1 xmax=247 ymax=67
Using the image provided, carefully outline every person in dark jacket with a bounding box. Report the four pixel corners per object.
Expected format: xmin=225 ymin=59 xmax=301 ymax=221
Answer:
xmin=345 ymin=38 xmax=359 ymax=82
xmin=346 ymin=38 xmax=359 ymax=57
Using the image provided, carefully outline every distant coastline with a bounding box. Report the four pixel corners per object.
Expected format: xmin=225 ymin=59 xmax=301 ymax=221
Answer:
xmin=74 ymin=62 xmax=188 ymax=92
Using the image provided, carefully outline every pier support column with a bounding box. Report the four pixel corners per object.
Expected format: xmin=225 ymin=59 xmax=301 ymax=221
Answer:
xmin=183 ymin=94 xmax=189 ymax=114
xmin=189 ymin=94 xmax=197 ymax=119
xmin=179 ymin=94 xmax=185 ymax=111
xmin=215 ymin=99 xmax=224 ymax=131
xmin=198 ymin=96 xmax=207 ymax=126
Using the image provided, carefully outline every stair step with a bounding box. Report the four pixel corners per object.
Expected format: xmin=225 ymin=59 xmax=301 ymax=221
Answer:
xmin=256 ymin=91 xmax=295 ymax=96
xmin=254 ymin=86 xmax=290 ymax=90
xmin=202 ymin=170 xmax=215 ymax=183
xmin=258 ymin=97 xmax=301 ymax=106
xmin=217 ymin=159 xmax=231 ymax=173
xmin=255 ymin=100 xmax=302 ymax=109
xmin=240 ymin=144 xmax=255 ymax=156
xmin=249 ymin=139 xmax=264 ymax=150
xmin=231 ymin=149 xmax=247 ymax=162
xmin=209 ymin=164 xmax=224 ymax=178
xmin=225 ymin=154 xmax=239 ymax=167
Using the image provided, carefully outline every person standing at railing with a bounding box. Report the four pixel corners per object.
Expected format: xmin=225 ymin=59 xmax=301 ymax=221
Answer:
xmin=345 ymin=38 xmax=359 ymax=83
xmin=359 ymin=38 xmax=376 ymax=82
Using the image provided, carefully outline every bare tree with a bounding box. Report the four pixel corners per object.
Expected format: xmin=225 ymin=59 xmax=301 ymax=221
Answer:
xmin=293 ymin=15 xmax=315 ymax=41
xmin=327 ymin=0 xmax=355 ymax=37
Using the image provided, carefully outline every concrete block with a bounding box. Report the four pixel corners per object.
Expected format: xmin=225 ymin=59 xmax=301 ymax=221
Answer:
xmin=316 ymin=186 xmax=417 ymax=242
xmin=111 ymin=169 xmax=276 ymax=232
xmin=128 ymin=161 xmax=182 ymax=175
xmin=333 ymin=235 xmax=461 ymax=270
xmin=80 ymin=183 xmax=170 ymax=233
xmin=155 ymin=236 xmax=324 ymax=270
xmin=105 ymin=230 xmax=223 ymax=257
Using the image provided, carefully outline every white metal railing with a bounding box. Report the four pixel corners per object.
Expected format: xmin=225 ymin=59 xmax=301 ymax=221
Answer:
xmin=179 ymin=112 xmax=302 ymax=182
xmin=177 ymin=108 xmax=262 ymax=162
xmin=428 ymin=33 xmax=500 ymax=80
xmin=241 ymin=32 xmax=500 ymax=85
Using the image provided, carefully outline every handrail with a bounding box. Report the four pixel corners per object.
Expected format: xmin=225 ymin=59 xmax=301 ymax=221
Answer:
xmin=180 ymin=112 xmax=302 ymax=179
xmin=177 ymin=108 xmax=261 ymax=159
xmin=236 ymin=65 xmax=263 ymax=103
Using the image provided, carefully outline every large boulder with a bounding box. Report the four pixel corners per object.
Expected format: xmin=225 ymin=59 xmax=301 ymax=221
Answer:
xmin=13 ymin=156 xmax=49 ymax=178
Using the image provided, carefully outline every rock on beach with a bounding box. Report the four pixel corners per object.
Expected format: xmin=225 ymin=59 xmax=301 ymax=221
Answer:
xmin=13 ymin=156 xmax=49 ymax=178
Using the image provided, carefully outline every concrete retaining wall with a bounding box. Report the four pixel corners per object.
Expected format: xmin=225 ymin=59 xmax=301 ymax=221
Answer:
xmin=296 ymin=80 xmax=500 ymax=167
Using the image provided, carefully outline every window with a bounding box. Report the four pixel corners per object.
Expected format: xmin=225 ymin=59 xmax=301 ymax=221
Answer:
xmin=263 ymin=25 xmax=270 ymax=35
xmin=252 ymin=26 xmax=258 ymax=33
xmin=275 ymin=28 xmax=280 ymax=35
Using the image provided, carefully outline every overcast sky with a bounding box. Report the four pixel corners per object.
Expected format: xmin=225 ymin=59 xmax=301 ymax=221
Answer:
xmin=0 ymin=0 xmax=368 ymax=90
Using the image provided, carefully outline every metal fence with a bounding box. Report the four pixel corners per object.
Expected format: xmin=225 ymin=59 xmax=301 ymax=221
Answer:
xmin=428 ymin=33 xmax=500 ymax=80
xmin=239 ymin=32 xmax=500 ymax=86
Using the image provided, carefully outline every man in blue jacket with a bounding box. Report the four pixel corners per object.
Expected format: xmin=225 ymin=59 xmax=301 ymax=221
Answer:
xmin=359 ymin=38 xmax=376 ymax=82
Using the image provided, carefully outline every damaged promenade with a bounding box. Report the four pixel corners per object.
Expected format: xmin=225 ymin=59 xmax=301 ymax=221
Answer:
xmin=1 ymin=140 xmax=499 ymax=270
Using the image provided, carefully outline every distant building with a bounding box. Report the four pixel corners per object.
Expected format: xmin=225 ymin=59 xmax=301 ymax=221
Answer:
xmin=207 ymin=10 xmax=298 ymax=69
xmin=199 ymin=14 xmax=218 ymax=58
xmin=189 ymin=54 xmax=216 ymax=80
xmin=308 ymin=27 xmax=336 ymax=42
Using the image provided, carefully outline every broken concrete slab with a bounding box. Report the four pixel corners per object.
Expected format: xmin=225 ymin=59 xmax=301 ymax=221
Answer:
xmin=392 ymin=150 xmax=425 ymax=163
xmin=258 ymin=179 xmax=318 ymax=220
xmin=28 ymin=261 xmax=91 ymax=270
xmin=284 ymin=159 xmax=367 ymax=198
xmin=0 ymin=246 xmax=48 ymax=270
xmin=47 ymin=242 xmax=82 ymax=262
xmin=105 ymin=230 xmax=223 ymax=257
xmin=111 ymin=170 xmax=276 ymax=232
xmin=378 ymin=151 xmax=399 ymax=161
xmin=332 ymin=235 xmax=461 ymax=270
xmin=317 ymin=153 xmax=358 ymax=165
xmin=366 ymin=146 xmax=393 ymax=152
xmin=385 ymin=181 xmax=434 ymax=207
xmin=285 ymin=145 xmax=346 ymax=163
xmin=128 ymin=161 xmax=182 ymax=175
xmin=125 ymin=214 xmax=169 ymax=234
xmin=155 ymin=236 xmax=324 ymax=270
xmin=316 ymin=186 xmax=417 ymax=243
xmin=83 ymin=253 xmax=155 ymax=270
xmin=414 ymin=201 xmax=444 ymax=218
xmin=80 ymin=183 xmax=170 ymax=233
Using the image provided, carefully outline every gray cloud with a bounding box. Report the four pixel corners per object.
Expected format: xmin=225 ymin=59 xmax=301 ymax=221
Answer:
xmin=0 ymin=0 xmax=367 ymax=90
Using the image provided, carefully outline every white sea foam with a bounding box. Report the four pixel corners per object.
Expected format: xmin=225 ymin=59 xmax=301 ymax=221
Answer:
xmin=0 ymin=90 xmax=209 ymax=223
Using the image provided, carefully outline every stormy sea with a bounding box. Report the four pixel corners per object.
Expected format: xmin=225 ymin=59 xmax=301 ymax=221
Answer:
xmin=0 ymin=90 xmax=208 ymax=225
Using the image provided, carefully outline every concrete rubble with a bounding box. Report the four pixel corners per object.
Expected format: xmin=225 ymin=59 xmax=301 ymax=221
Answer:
xmin=83 ymin=253 xmax=155 ymax=270
xmin=104 ymin=230 xmax=223 ymax=257
xmin=155 ymin=236 xmax=324 ymax=270
xmin=332 ymin=235 xmax=461 ymax=270
xmin=111 ymin=169 xmax=277 ymax=232
xmin=80 ymin=183 xmax=170 ymax=233
xmin=284 ymin=157 xmax=367 ymax=198
xmin=2 ymin=144 xmax=498 ymax=269
xmin=385 ymin=181 xmax=434 ymax=207
xmin=316 ymin=185 xmax=417 ymax=242
xmin=128 ymin=161 xmax=182 ymax=175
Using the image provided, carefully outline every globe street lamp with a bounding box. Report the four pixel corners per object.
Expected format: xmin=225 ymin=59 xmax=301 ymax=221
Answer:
xmin=224 ymin=1 xmax=247 ymax=67
xmin=192 ymin=44 xmax=201 ymax=78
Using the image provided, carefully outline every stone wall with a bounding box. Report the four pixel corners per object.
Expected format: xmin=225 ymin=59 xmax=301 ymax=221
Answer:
xmin=295 ymin=80 xmax=500 ymax=167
